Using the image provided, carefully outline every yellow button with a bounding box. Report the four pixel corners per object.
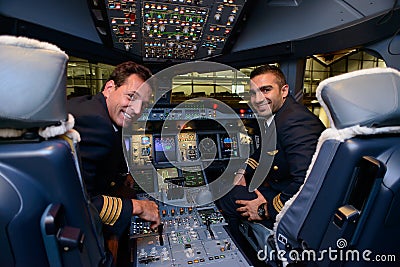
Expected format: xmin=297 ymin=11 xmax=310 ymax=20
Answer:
xmin=273 ymin=166 xmax=278 ymax=171
xmin=110 ymin=181 xmax=116 ymax=186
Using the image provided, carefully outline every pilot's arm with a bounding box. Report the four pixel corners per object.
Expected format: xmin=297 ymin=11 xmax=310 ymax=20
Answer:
xmin=92 ymin=195 xmax=133 ymax=237
xmin=92 ymin=195 xmax=161 ymax=237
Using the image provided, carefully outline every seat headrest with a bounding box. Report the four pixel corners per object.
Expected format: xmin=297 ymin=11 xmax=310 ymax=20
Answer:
xmin=316 ymin=67 xmax=400 ymax=130
xmin=0 ymin=35 xmax=69 ymax=129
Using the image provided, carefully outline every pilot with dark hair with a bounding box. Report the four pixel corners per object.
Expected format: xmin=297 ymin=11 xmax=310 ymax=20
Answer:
xmin=219 ymin=64 xmax=325 ymax=241
xmin=67 ymin=61 xmax=160 ymax=265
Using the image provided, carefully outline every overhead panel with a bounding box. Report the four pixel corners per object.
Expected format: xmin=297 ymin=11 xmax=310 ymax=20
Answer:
xmin=105 ymin=0 xmax=247 ymax=62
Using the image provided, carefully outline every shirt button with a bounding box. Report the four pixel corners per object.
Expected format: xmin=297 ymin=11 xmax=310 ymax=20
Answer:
xmin=273 ymin=165 xmax=279 ymax=171
xmin=110 ymin=182 xmax=116 ymax=187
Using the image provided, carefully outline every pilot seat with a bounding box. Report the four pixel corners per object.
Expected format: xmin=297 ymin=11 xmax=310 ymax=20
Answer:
xmin=0 ymin=36 xmax=111 ymax=266
xmin=239 ymin=67 xmax=400 ymax=267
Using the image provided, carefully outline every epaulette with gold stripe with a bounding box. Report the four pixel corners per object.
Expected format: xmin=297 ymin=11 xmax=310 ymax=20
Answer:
xmin=99 ymin=195 xmax=123 ymax=226
xmin=245 ymin=158 xmax=259 ymax=170
xmin=272 ymin=193 xmax=284 ymax=212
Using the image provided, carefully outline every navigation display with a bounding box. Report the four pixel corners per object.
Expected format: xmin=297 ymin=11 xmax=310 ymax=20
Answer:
xmin=154 ymin=136 xmax=177 ymax=163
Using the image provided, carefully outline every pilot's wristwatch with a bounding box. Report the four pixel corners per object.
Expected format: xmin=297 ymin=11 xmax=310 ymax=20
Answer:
xmin=257 ymin=203 xmax=269 ymax=219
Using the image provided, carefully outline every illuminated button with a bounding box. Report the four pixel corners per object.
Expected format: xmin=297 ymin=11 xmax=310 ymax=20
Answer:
xmin=194 ymin=259 xmax=199 ymax=263
xmin=188 ymin=261 xmax=193 ymax=264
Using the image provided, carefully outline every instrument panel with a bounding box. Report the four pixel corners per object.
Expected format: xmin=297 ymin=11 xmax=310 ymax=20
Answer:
xmin=125 ymin=106 xmax=258 ymax=266
xmin=128 ymin=130 xmax=248 ymax=167
xmin=131 ymin=194 xmax=252 ymax=267
xmin=140 ymin=106 xmax=255 ymax=121
xmin=104 ymin=0 xmax=249 ymax=61
xmin=125 ymin=108 xmax=257 ymax=205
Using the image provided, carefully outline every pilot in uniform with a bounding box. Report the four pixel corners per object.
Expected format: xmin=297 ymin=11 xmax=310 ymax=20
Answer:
xmin=219 ymin=65 xmax=325 ymax=240
xmin=67 ymin=62 xmax=160 ymax=265
xmin=243 ymin=95 xmax=325 ymax=222
xmin=68 ymin=92 xmax=134 ymax=236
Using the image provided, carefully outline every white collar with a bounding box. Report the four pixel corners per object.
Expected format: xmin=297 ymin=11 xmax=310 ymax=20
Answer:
xmin=265 ymin=114 xmax=275 ymax=127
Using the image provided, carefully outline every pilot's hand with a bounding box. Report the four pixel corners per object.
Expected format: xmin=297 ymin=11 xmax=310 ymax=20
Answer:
xmin=235 ymin=189 xmax=267 ymax=221
xmin=131 ymin=199 xmax=161 ymax=229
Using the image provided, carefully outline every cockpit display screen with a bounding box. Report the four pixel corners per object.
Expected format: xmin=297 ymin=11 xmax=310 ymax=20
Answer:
xmin=154 ymin=136 xmax=177 ymax=163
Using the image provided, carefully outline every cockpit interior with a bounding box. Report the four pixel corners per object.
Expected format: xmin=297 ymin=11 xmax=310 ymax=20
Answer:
xmin=1 ymin=1 xmax=400 ymax=267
